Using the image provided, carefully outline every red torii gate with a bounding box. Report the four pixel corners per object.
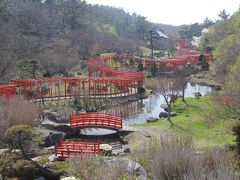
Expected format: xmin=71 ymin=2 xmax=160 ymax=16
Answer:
xmin=54 ymin=139 xmax=100 ymax=159
xmin=101 ymin=52 xmax=210 ymax=73
xmin=10 ymin=76 xmax=139 ymax=100
xmin=0 ymin=84 xmax=16 ymax=98
xmin=87 ymin=58 xmax=144 ymax=86
xmin=70 ymin=112 xmax=122 ymax=130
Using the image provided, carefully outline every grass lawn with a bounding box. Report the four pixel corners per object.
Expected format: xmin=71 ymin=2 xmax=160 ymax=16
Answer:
xmin=133 ymin=96 xmax=236 ymax=150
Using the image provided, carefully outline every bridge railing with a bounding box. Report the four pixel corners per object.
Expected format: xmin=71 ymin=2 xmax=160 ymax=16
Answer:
xmin=55 ymin=139 xmax=100 ymax=159
xmin=70 ymin=112 xmax=123 ymax=130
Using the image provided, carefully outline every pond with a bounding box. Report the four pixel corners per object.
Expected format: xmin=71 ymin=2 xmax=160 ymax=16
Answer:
xmin=81 ymin=82 xmax=214 ymax=135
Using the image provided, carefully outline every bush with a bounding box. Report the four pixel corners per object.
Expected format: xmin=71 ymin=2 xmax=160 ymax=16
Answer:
xmin=0 ymin=96 xmax=39 ymax=144
xmin=68 ymin=156 xmax=135 ymax=180
xmin=135 ymin=134 xmax=239 ymax=180
xmin=0 ymin=153 xmax=40 ymax=179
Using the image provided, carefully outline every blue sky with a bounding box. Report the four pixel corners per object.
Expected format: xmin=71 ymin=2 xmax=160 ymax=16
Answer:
xmin=87 ymin=0 xmax=240 ymax=25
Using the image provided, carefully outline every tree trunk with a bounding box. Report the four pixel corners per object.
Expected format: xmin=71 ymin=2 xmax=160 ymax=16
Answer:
xmin=167 ymin=104 xmax=174 ymax=128
xmin=182 ymin=86 xmax=186 ymax=103
xmin=41 ymin=92 xmax=45 ymax=106
xmin=182 ymin=82 xmax=188 ymax=105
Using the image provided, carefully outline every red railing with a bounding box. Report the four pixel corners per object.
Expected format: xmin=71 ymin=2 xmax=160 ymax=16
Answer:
xmin=55 ymin=139 xmax=100 ymax=159
xmin=0 ymin=84 xmax=16 ymax=98
xmin=100 ymin=52 xmax=210 ymax=72
xmin=70 ymin=112 xmax=122 ymax=130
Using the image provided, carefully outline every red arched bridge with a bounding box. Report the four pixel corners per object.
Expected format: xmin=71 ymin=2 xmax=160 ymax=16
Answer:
xmin=54 ymin=139 xmax=100 ymax=159
xmin=54 ymin=112 xmax=122 ymax=159
xmin=70 ymin=112 xmax=122 ymax=130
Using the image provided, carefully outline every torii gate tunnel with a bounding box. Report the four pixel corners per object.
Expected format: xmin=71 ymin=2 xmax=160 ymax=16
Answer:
xmin=100 ymin=51 xmax=210 ymax=72
xmin=10 ymin=76 xmax=143 ymax=100
xmin=0 ymin=84 xmax=16 ymax=98
xmin=5 ymin=57 xmax=144 ymax=100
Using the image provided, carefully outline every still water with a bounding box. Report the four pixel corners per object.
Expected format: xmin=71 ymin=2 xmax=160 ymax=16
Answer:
xmin=81 ymin=82 xmax=214 ymax=135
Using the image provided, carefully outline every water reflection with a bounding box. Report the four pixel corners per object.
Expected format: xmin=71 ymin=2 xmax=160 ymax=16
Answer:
xmin=108 ymin=82 xmax=213 ymax=125
xmin=82 ymin=82 xmax=213 ymax=135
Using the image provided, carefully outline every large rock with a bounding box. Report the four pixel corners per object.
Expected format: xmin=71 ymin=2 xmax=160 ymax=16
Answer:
xmin=44 ymin=132 xmax=65 ymax=147
xmin=159 ymin=112 xmax=177 ymax=118
xmin=159 ymin=112 xmax=168 ymax=118
xmin=43 ymin=110 xmax=68 ymax=123
xmin=41 ymin=123 xmax=80 ymax=137
xmin=100 ymin=144 xmax=112 ymax=155
xmin=105 ymin=158 xmax=148 ymax=180
xmin=194 ymin=92 xmax=202 ymax=98
xmin=126 ymin=159 xmax=147 ymax=179
xmin=160 ymin=104 xmax=169 ymax=112
xmin=124 ymin=147 xmax=131 ymax=153
xmin=146 ymin=117 xmax=159 ymax=123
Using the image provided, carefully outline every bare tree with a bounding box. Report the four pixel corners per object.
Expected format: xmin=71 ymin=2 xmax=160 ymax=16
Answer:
xmin=174 ymin=66 xmax=196 ymax=104
xmin=0 ymin=20 xmax=19 ymax=80
xmin=158 ymin=78 xmax=182 ymax=127
xmin=39 ymin=38 xmax=79 ymax=75
xmin=0 ymin=96 xmax=39 ymax=143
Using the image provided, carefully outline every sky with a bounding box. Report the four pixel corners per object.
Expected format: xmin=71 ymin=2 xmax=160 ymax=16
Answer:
xmin=86 ymin=0 xmax=240 ymax=25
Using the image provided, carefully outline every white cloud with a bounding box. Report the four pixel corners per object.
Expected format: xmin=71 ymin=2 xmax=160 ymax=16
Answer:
xmin=86 ymin=0 xmax=240 ymax=25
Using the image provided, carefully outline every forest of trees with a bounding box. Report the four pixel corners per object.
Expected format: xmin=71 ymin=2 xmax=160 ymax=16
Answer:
xmin=0 ymin=0 xmax=160 ymax=80
xmin=0 ymin=0 xmax=219 ymax=81
xmin=200 ymin=9 xmax=240 ymax=149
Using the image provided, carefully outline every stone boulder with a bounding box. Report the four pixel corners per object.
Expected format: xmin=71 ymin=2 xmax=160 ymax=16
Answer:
xmin=159 ymin=112 xmax=177 ymax=118
xmin=44 ymin=132 xmax=65 ymax=147
xmin=41 ymin=122 xmax=80 ymax=137
xmin=43 ymin=110 xmax=68 ymax=123
xmin=160 ymin=104 xmax=169 ymax=112
xmin=194 ymin=92 xmax=202 ymax=98
xmin=146 ymin=117 xmax=159 ymax=123
xmin=123 ymin=147 xmax=131 ymax=153
xmin=105 ymin=158 xmax=148 ymax=180
xmin=100 ymin=144 xmax=112 ymax=155
xmin=159 ymin=112 xmax=167 ymax=118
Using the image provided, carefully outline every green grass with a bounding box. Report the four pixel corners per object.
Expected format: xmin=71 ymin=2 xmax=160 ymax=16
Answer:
xmin=134 ymin=96 xmax=236 ymax=150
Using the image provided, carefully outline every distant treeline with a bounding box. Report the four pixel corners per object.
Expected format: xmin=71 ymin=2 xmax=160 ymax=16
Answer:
xmin=0 ymin=0 xmax=219 ymax=80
